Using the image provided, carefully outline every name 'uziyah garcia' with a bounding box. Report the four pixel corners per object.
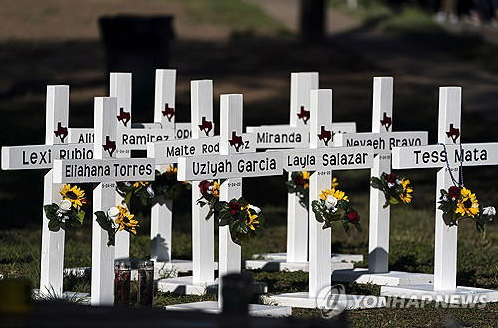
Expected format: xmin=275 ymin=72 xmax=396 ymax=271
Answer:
xmin=192 ymin=157 xmax=278 ymax=177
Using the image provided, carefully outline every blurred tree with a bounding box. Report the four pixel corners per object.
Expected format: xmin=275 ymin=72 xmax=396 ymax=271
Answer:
xmin=300 ymin=0 xmax=326 ymax=42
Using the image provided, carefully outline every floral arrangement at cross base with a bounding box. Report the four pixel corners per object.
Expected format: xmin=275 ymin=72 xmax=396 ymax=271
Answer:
xmin=370 ymin=172 xmax=413 ymax=208
xmin=44 ymin=184 xmax=89 ymax=232
xmin=286 ymin=172 xmax=338 ymax=209
xmin=116 ymin=165 xmax=191 ymax=208
xmin=215 ymin=197 xmax=264 ymax=245
xmin=95 ymin=203 xmax=139 ymax=246
xmin=197 ymin=180 xmax=220 ymax=220
xmin=311 ymin=188 xmax=361 ymax=233
xmin=438 ymin=186 xmax=495 ymax=232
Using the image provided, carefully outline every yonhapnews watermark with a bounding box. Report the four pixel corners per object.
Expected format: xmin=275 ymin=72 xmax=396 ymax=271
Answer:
xmin=315 ymin=285 xmax=489 ymax=319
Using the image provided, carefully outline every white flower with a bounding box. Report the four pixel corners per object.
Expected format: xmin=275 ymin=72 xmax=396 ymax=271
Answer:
xmin=483 ymin=206 xmax=496 ymax=216
xmin=207 ymin=186 xmax=213 ymax=194
xmin=249 ymin=205 xmax=261 ymax=214
xmin=107 ymin=206 xmax=120 ymax=220
xmin=325 ymin=195 xmax=338 ymax=210
xmin=59 ymin=199 xmax=72 ymax=212
xmin=396 ymin=180 xmax=402 ymax=185
xmin=387 ymin=182 xmax=395 ymax=188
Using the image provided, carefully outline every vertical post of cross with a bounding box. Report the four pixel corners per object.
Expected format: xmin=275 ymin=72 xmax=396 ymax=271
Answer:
xmin=151 ymin=69 xmax=176 ymax=262
xmin=287 ymin=72 xmax=318 ymax=263
xmin=218 ymin=94 xmax=243 ymax=306
xmin=191 ymin=80 xmax=215 ymax=284
xmin=40 ymin=85 xmax=69 ymax=297
xmin=308 ymin=89 xmax=333 ymax=297
xmin=435 ymin=87 xmax=461 ymax=291
xmin=368 ymin=77 xmax=393 ymax=273
xmin=111 ymin=72 xmax=132 ymax=260
xmin=91 ymin=97 xmax=118 ymax=305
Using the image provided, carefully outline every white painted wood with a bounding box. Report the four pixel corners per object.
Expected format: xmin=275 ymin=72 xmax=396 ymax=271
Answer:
xmin=264 ymin=292 xmax=386 ymax=310
xmin=244 ymin=259 xmax=353 ymax=272
xmin=166 ymin=301 xmax=292 ymax=317
xmin=191 ymin=80 xmax=215 ymax=284
xmin=289 ymin=72 xmax=319 ymax=127
xmin=40 ymin=85 xmax=69 ymax=297
xmin=334 ymin=131 xmax=427 ymax=151
xmin=308 ymin=89 xmax=332 ymax=298
xmin=151 ymin=198 xmax=173 ymax=262
xmin=118 ymin=129 xmax=175 ymax=150
xmin=369 ymin=77 xmax=393 ymax=274
xmin=218 ymin=94 xmax=244 ymax=307
xmin=91 ymin=96 xmax=118 ymax=305
xmin=154 ymin=69 xmax=176 ymax=129
xmin=52 ymin=158 xmax=155 ymax=183
xmin=111 ymin=73 xmax=132 ymax=260
xmin=332 ymin=268 xmax=433 ymax=286
xmin=148 ymin=134 xmax=256 ymax=164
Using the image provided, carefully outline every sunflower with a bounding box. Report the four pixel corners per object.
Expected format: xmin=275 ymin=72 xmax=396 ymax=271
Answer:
xmin=456 ymin=187 xmax=479 ymax=218
xmin=212 ymin=181 xmax=220 ymax=198
xmin=60 ymin=184 xmax=87 ymax=209
xmin=133 ymin=181 xmax=149 ymax=188
xmin=244 ymin=207 xmax=260 ymax=231
xmin=399 ymin=179 xmax=413 ymax=204
xmin=302 ymin=171 xmax=310 ymax=189
xmin=319 ymin=188 xmax=349 ymax=202
xmin=166 ymin=165 xmax=178 ymax=174
xmin=115 ymin=205 xmax=139 ymax=234
xmin=332 ymin=177 xmax=339 ymax=189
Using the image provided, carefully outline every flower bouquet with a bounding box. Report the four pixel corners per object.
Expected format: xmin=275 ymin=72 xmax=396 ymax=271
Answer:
xmin=286 ymin=172 xmax=338 ymax=209
xmin=370 ymin=173 xmax=413 ymax=208
xmin=116 ymin=165 xmax=190 ymax=208
xmin=44 ymin=184 xmax=89 ymax=232
xmin=311 ymin=188 xmax=361 ymax=233
xmin=438 ymin=186 xmax=495 ymax=231
xmin=215 ymin=197 xmax=264 ymax=245
xmin=197 ymin=180 xmax=220 ymax=220
xmin=95 ymin=203 xmax=139 ymax=246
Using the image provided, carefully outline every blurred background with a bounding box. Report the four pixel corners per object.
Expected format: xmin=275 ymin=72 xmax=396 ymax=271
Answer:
xmin=1 ymin=2 xmax=498 ymax=316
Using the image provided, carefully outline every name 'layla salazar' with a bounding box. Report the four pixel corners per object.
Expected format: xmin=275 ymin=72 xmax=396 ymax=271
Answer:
xmin=64 ymin=163 xmax=153 ymax=178
xmin=287 ymin=152 xmax=369 ymax=169
xmin=192 ymin=158 xmax=278 ymax=177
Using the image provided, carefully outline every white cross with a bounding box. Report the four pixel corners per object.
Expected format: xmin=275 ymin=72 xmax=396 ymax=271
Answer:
xmin=53 ymin=96 xmax=155 ymax=305
xmin=1 ymin=85 xmax=93 ymax=297
xmin=332 ymin=77 xmax=433 ymax=286
xmin=381 ymin=87 xmax=498 ymax=303
xmin=166 ymin=94 xmax=291 ymax=316
xmin=265 ymin=89 xmax=386 ymax=310
xmin=245 ymin=72 xmax=357 ymax=270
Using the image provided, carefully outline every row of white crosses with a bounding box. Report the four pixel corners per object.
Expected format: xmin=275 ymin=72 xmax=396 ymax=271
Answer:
xmin=245 ymin=72 xmax=361 ymax=272
xmin=165 ymin=94 xmax=291 ymax=315
xmin=332 ymin=77 xmax=433 ymax=286
xmin=148 ymin=81 xmax=256 ymax=295
xmin=265 ymin=89 xmax=385 ymax=309
xmin=382 ymin=87 xmax=498 ymax=303
xmin=53 ymin=96 xmax=156 ymax=305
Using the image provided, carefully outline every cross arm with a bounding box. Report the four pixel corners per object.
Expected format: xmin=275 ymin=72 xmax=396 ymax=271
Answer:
xmin=334 ymin=131 xmax=428 ymax=153
xmin=392 ymin=142 xmax=498 ymax=169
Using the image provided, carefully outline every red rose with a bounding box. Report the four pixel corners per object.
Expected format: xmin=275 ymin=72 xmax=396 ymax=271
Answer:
xmin=295 ymin=175 xmax=304 ymax=187
xmin=385 ymin=173 xmax=397 ymax=184
xmin=228 ymin=201 xmax=240 ymax=215
xmin=199 ymin=180 xmax=211 ymax=195
xmin=448 ymin=186 xmax=461 ymax=199
xmin=347 ymin=211 xmax=360 ymax=223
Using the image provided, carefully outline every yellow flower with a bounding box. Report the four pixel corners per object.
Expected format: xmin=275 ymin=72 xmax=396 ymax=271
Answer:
xmin=244 ymin=207 xmax=260 ymax=231
xmin=456 ymin=188 xmax=479 ymax=218
xmin=133 ymin=181 xmax=149 ymax=188
xmin=399 ymin=179 xmax=413 ymax=204
xmin=212 ymin=181 xmax=220 ymax=198
xmin=166 ymin=165 xmax=178 ymax=174
xmin=60 ymin=184 xmax=87 ymax=209
xmin=332 ymin=177 xmax=339 ymax=189
xmin=319 ymin=188 xmax=349 ymax=202
xmin=115 ymin=205 xmax=139 ymax=234
xmin=302 ymin=171 xmax=310 ymax=180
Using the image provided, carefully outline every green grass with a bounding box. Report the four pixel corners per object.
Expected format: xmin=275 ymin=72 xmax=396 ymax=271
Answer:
xmin=166 ymin=0 xmax=287 ymax=35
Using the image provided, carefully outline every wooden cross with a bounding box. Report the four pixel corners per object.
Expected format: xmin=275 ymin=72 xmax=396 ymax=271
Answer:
xmin=333 ymin=77 xmax=432 ymax=285
xmin=381 ymin=87 xmax=498 ymax=302
xmin=166 ymin=94 xmax=290 ymax=316
xmin=1 ymin=85 xmax=95 ymax=297
xmin=266 ymin=89 xmax=386 ymax=310
xmin=53 ymin=97 xmax=155 ymax=305
xmin=245 ymin=72 xmax=357 ymax=271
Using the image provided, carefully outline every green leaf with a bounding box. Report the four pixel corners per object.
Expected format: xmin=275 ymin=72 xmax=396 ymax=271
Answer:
xmin=75 ymin=210 xmax=85 ymax=225
xmin=48 ymin=219 xmax=61 ymax=232
xmin=311 ymin=200 xmax=325 ymax=223
xmin=44 ymin=204 xmax=59 ymax=221
xmin=370 ymin=177 xmax=384 ymax=190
